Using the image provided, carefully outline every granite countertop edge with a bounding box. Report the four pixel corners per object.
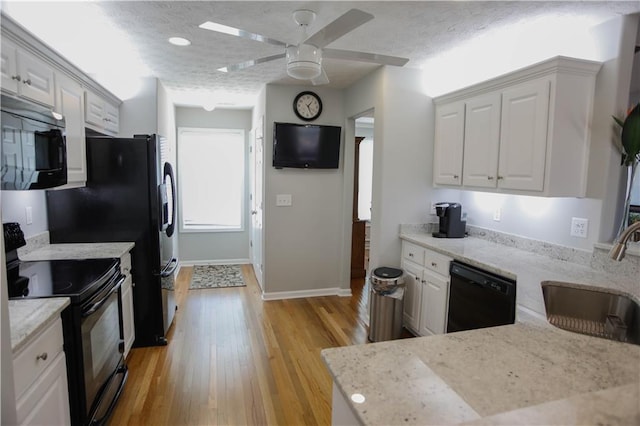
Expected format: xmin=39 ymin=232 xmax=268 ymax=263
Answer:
xmin=9 ymin=298 xmax=70 ymax=354
xmin=19 ymin=242 xmax=135 ymax=261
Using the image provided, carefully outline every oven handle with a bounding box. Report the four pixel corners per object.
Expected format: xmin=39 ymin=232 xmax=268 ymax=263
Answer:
xmin=82 ymin=275 xmax=125 ymax=318
xmin=89 ymin=363 xmax=128 ymax=426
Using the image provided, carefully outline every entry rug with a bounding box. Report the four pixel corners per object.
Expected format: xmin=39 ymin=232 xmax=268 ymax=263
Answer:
xmin=189 ymin=264 xmax=246 ymax=289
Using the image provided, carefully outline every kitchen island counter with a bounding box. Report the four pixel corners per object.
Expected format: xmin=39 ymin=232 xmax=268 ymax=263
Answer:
xmin=322 ymin=320 xmax=640 ymax=425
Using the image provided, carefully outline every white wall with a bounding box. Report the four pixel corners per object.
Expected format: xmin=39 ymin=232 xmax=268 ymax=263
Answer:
xmin=344 ymin=66 xmax=436 ymax=277
xmin=118 ymin=77 xmax=159 ymax=137
xmin=175 ymin=107 xmax=252 ymax=263
xmin=262 ymin=84 xmax=345 ymax=295
xmin=1 ymin=190 xmax=47 ymax=238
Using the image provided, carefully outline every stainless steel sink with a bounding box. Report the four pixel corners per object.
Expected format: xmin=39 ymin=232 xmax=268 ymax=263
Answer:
xmin=541 ymin=282 xmax=640 ymax=345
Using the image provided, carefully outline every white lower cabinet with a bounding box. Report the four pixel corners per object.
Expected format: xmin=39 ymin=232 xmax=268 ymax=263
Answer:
xmin=13 ymin=318 xmax=70 ymax=425
xmin=401 ymin=241 xmax=451 ymax=336
xmin=120 ymin=252 xmax=135 ymax=358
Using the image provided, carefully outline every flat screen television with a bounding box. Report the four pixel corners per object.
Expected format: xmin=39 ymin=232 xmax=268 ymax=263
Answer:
xmin=273 ymin=122 xmax=341 ymax=169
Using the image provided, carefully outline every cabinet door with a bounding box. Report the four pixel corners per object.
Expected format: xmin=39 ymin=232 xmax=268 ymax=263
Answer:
xmin=122 ymin=274 xmax=135 ymax=358
xmin=498 ymin=79 xmax=550 ymax=191
xmin=433 ymin=101 xmax=464 ymax=186
xmin=418 ymin=269 xmax=449 ymax=336
xmin=462 ymin=92 xmax=501 ymax=188
xmin=85 ymin=90 xmax=106 ymax=127
xmin=104 ymin=102 xmax=119 ymax=134
xmin=56 ymin=72 xmax=86 ymax=185
xmin=16 ymin=49 xmax=55 ymax=107
xmin=401 ymin=260 xmax=422 ymax=333
xmin=16 ymin=352 xmax=70 ymax=425
xmin=1 ymin=40 xmax=19 ymax=94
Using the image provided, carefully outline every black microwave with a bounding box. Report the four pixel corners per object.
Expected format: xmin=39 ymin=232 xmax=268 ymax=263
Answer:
xmin=1 ymin=95 xmax=67 ymax=190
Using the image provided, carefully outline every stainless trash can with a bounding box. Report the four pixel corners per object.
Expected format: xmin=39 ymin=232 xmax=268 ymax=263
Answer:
xmin=368 ymin=267 xmax=404 ymax=342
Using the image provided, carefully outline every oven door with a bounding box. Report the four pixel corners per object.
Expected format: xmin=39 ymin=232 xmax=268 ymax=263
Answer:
xmin=81 ymin=273 xmax=127 ymax=424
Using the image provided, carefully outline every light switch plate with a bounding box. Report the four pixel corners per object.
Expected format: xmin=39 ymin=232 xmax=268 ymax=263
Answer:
xmin=276 ymin=194 xmax=292 ymax=206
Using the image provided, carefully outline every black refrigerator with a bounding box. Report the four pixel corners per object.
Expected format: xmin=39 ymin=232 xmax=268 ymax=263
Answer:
xmin=46 ymin=134 xmax=178 ymax=347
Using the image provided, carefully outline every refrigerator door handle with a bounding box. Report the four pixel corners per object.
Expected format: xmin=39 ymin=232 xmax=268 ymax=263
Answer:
xmin=163 ymin=162 xmax=177 ymax=238
xmin=160 ymin=257 xmax=178 ymax=278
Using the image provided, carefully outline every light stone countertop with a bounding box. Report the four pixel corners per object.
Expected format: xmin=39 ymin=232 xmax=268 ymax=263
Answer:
xmin=400 ymin=232 xmax=640 ymax=316
xmin=8 ymin=298 xmax=70 ymax=354
xmin=320 ymin=231 xmax=640 ymax=425
xmin=19 ymin=242 xmax=135 ymax=261
xmin=321 ymin=321 xmax=640 ymax=425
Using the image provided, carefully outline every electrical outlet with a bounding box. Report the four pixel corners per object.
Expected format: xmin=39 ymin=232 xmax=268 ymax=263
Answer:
xmin=493 ymin=207 xmax=502 ymax=222
xmin=276 ymin=194 xmax=292 ymax=206
xmin=570 ymin=217 xmax=588 ymax=238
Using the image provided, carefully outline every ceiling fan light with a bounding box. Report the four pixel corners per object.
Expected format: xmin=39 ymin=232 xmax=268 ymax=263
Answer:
xmin=286 ymin=44 xmax=322 ymax=80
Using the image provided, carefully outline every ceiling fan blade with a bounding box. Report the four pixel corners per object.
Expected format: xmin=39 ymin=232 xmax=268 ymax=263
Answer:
xmin=324 ymin=48 xmax=409 ymax=67
xmin=218 ymin=53 xmax=286 ymax=73
xmin=304 ymin=9 xmax=373 ymax=49
xmin=199 ymin=21 xmax=287 ymax=47
xmin=311 ymin=68 xmax=329 ymax=86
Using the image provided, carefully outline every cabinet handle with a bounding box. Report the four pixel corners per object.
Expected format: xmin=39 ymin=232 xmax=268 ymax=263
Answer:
xmin=431 ymin=262 xmax=438 ymax=267
xmin=497 ymin=176 xmax=504 ymax=180
xmin=11 ymin=75 xmax=21 ymax=82
xmin=408 ymin=253 xmax=414 ymax=257
xmin=487 ymin=176 xmax=494 ymax=180
xmin=415 ymin=275 xmax=420 ymax=281
xmin=23 ymin=79 xmax=32 ymax=85
xmin=36 ymin=352 xmax=48 ymax=361
xmin=453 ymin=175 xmax=459 ymax=179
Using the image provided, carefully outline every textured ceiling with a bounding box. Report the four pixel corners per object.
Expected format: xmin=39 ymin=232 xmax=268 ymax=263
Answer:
xmin=4 ymin=1 xmax=640 ymax=107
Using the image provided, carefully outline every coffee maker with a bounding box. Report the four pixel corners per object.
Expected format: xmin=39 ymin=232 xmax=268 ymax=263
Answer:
xmin=432 ymin=202 xmax=466 ymax=238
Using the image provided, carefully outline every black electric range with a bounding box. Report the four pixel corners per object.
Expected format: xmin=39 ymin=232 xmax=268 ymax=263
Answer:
xmin=6 ymin=254 xmax=127 ymax=426
xmin=7 ymin=258 xmax=120 ymax=302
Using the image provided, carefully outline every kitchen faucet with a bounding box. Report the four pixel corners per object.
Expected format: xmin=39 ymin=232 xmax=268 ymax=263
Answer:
xmin=609 ymin=221 xmax=640 ymax=261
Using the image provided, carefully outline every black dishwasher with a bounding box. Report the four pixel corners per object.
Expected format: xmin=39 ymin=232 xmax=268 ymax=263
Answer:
xmin=447 ymin=261 xmax=516 ymax=333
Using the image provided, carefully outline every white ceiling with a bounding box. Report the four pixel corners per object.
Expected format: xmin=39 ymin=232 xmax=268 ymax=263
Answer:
xmin=3 ymin=1 xmax=639 ymax=108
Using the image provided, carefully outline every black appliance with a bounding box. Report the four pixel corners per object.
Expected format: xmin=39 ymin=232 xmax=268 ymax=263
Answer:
xmin=1 ymin=94 xmax=67 ymax=190
xmin=4 ymin=223 xmax=127 ymax=426
xmin=446 ymin=261 xmax=516 ymax=333
xmin=432 ymin=202 xmax=466 ymax=238
xmin=273 ymin=122 xmax=342 ymax=169
xmin=46 ymin=134 xmax=178 ymax=347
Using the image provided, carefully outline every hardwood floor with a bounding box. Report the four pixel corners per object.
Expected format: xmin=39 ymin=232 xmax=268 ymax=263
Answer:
xmin=109 ymin=265 xmax=371 ymax=425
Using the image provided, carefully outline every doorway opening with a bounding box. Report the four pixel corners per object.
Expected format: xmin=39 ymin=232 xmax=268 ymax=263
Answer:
xmin=351 ymin=115 xmax=374 ymax=281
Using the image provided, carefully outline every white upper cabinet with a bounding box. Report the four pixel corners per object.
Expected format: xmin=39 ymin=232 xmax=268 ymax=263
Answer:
xmin=462 ymin=92 xmax=501 ymax=188
xmin=55 ymin=72 xmax=86 ymax=186
xmin=433 ymin=56 xmax=601 ymax=197
xmin=1 ymin=39 xmax=55 ymax=107
xmin=497 ymin=79 xmax=550 ymax=191
xmin=85 ymin=90 xmax=120 ymax=135
xmin=433 ymin=101 xmax=465 ymax=186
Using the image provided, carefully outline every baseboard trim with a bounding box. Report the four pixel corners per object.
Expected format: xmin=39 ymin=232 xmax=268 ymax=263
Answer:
xmin=179 ymin=259 xmax=251 ymax=268
xmin=262 ymin=287 xmax=352 ymax=301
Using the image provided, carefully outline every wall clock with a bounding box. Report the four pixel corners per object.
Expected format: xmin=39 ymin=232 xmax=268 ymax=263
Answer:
xmin=293 ymin=91 xmax=322 ymax=121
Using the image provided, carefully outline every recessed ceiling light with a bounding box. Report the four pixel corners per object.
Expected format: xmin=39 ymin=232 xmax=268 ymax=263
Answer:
xmin=169 ymin=37 xmax=191 ymax=46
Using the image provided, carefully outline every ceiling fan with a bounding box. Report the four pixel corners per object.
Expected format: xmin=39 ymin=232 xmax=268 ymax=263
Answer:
xmin=199 ymin=8 xmax=409 ymax=85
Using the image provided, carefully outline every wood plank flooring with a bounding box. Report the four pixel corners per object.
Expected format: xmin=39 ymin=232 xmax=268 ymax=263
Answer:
xmin=108 ymin=265 xmax=371 ymax=425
